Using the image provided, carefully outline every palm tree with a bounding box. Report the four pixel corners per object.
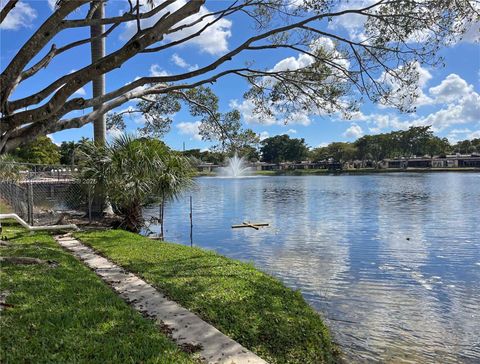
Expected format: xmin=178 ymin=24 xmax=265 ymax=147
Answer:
xmin=154 ymin=153 xmax=194 ymax=238
xmin=79 ymin=135 xmax=193 ymax=233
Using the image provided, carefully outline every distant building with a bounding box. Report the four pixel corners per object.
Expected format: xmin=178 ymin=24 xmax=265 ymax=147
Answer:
xmin=197 ymin=163 xmax=220 ymax=173
xmin=196 ymin=154 xmax=480 ymax=173
xmin=382 ymin=154 xmax=480 ymax=169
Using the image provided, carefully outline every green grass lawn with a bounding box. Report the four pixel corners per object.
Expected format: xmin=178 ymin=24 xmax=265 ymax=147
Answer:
xmin=76 ymin=230 xmax=339 ymax=364
xmin=0 ymin=226 xmax=195 ymax=364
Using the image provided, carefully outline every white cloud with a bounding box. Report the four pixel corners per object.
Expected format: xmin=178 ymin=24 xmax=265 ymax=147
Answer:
xmin=344 ymin=74 xmax=480 ymax=135
xmin=450 ymin=128 xmax=472 ymax=134
xmin=176 ymin=121 xmax=202 ymax=140
xmin=272 ymin=53 xmax=314 ymax=73
xmin=413 ymin=74 xmax=479 ymax=131
xmin=447 ymin=128 xmax=480 ymax=144
xmin=229 ymin=99 xmax=312 ymax=126
xmin=171 ymin=53 xmax=189 ymax=68
xmin=121 ymin=0 xmax=232 ymax=55
xmin=149 ymin=64 xmax=169 ymax=77
xmin=0 ymin=1 xmax=37 ymax=30
xmin=47 ymin=0 xmax=57 ymax=10
xmin=171 ymin=53 xmax=198 ymax=71
xmin=327 ymin=0 xmax=377 ymax=41
xmin=467 ymin=130 xmax=480 ymax=139
xmin=349 ymin=110 xmax=369 ymax=122
xmin=367 ymin=114 xmax=410 ymax=131
xmin=229 ymin=99 xmax=276 ymax=125
xmin=429 ymin=74 xmax=474 ymax=104
xmin=259 ymin=131 xmax=270 ymax=141
xmin=272 ymin=37 xmax=349 ymax=77
xmin=343 ymin=123 xmax=364 ymax=139
xmin=446 ymin=128 xmax=476 ymax=143
xmin=461 ymin=20 xmax=480 ymax=43
xmin=316 ymin=142 xmax=330 ymax=148
xmin=287 ymin=0 xmax=307 ymax=8
xmin=287 ymin=129 xmax=297 ymax=134
xmin=417 ymin=92 xmax=480 ymax=131
xmin=73 ymin=87 xmax=86 ymax=96
xmin=378 ymin=61 xmax=433 ymax=109
xmin=290 ymin=112 xmax=312 ymax=126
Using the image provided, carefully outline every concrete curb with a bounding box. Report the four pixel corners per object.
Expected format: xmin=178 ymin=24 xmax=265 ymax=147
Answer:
xmin=54 ymin=234 xmax=268 ymax=364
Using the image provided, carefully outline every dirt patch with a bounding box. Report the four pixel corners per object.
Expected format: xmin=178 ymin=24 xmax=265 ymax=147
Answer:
xmin=179 ymin=342 xmax=203 ymax=354
xmin=0 ymin=256 xmax=58 ymax=267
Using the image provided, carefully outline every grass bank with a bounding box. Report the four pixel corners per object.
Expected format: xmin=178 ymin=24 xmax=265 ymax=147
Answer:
xmin=0 ymin=226 xmax=195 ymax=363
xmin=75 ymin=230 xmax=339 ymax=364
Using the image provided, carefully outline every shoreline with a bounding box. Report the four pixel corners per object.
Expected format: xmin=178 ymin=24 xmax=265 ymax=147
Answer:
xmin=196 ymin=167 xmax=479 ymax=177
xmin=75 ymin=229 xmax=340 ymax=363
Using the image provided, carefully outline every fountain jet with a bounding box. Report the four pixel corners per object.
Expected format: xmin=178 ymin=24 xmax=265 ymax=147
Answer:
xmin=219 ymin=153 xmax=251 ymax=177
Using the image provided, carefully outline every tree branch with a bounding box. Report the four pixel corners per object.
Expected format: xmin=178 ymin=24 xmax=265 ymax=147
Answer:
xmin=3 ymin=0 xmax=205 ymax=128
xmin=0 ymin=1 xmax=89 ymax=107
xmin=0 ymin=0 xmax=18 ymax=24
xmin=19 ymin=21 xmax=121 ymax=83
xmin=60 ymin=0 xmax=175 ymax=28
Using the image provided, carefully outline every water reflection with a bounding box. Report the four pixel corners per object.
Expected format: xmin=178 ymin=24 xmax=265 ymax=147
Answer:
xmin=143 ymin=173 xmax=480 ymax=363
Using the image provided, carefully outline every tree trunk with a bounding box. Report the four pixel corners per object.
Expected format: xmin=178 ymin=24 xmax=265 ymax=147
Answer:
xmin=90 ymin=1 xmax=106 ymax=215
xmin=121 ymin=202 xmax=143 ymax=233
xmin=90 ymin=1 xmax=106 ymax=146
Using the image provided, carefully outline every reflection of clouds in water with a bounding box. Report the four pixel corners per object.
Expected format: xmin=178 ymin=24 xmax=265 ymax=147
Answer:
xmin=260 ymin=220 xmax=350 ymax=300
xmin=377 ymin=191 xmax=429 ymax=275
xmin=242 ymin=177 xmax=354 ymax=301
xmin=144 ymin=174 xmax=480 ymax=363
xmin=337 ymin=281 xmax=453 ymax=363
xmin=443 ymin=284 xmax=480 ymax=361
xmin=355 ymin=175 xmax=480 ymax=362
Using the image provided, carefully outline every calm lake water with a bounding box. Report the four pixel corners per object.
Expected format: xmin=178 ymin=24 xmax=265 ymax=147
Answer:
xmin=144 ymin=173 xmax=480 ymax=363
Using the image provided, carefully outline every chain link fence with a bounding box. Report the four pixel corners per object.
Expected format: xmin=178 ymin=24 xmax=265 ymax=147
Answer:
xmin=0 ymin=162 xmax=93 ymax=226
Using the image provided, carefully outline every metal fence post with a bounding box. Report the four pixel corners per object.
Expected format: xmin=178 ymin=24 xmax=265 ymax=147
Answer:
xmin=88 ymin=185 xmax=92 ymax=223
xmin=27 ymin=182 xmax=34 ymax=225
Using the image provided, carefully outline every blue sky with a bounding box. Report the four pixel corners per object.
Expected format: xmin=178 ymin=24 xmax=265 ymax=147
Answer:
xmin=1 ymin=0 xmax=479 ymax=151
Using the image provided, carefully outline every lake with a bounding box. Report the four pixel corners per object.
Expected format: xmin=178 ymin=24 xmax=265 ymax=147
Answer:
xmin=144 ymin=173 xmax=480 ymax=363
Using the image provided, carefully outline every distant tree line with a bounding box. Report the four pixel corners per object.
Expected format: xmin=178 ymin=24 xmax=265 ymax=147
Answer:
xmin=1 ymin=126 xmax=479 ymax=166
xmin=310 ymin=127 xmax=480 ymax=163
xmin=4 ymin=136 xmax=91 ymax=165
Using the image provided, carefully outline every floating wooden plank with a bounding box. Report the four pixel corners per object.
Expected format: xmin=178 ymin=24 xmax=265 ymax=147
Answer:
xmin=231 ymin=222 xmax=269 ymax=229
xmin=242 ymin=222 xmax=259 ymax=230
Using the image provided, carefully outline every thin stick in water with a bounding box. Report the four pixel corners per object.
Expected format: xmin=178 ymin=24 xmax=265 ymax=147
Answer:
xmin=189 ymin=195 xmax=193 ymax=247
